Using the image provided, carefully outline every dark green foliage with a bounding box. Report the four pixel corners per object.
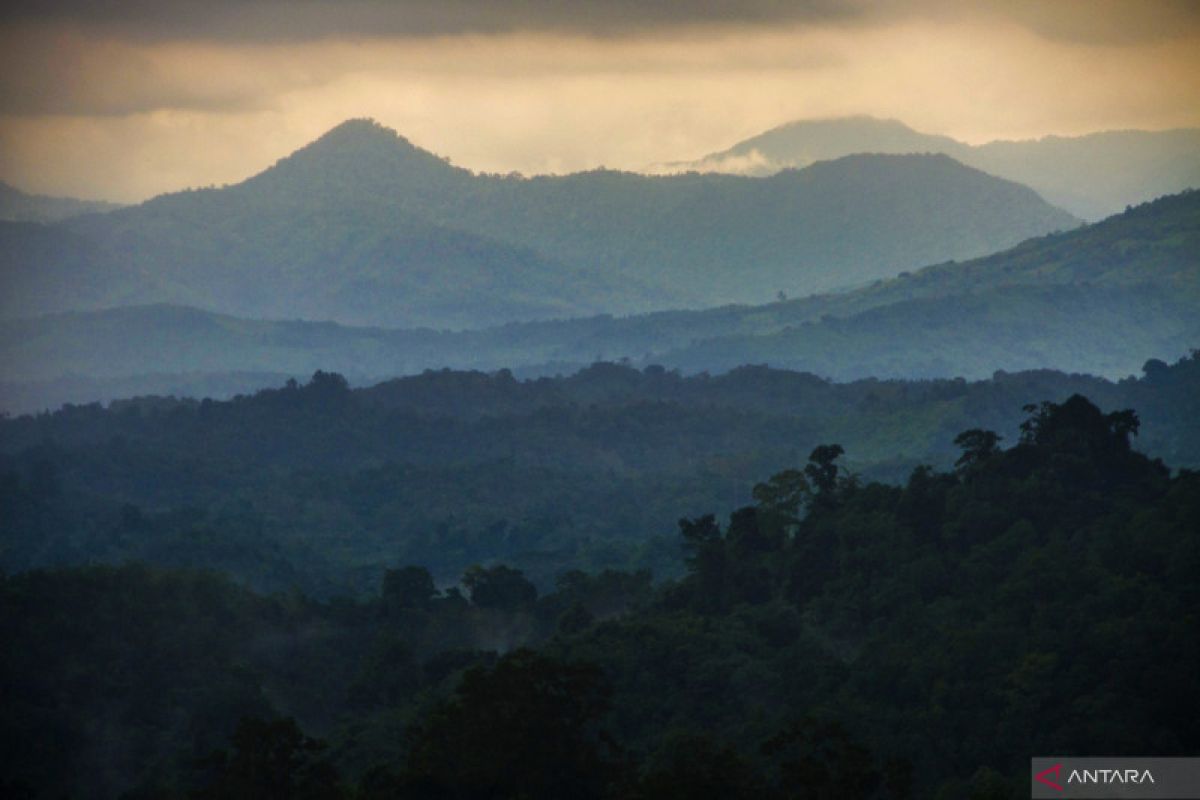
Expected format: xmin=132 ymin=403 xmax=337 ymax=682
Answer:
xmin=551 ymin=569 xmax=655 ymax=617
xmin=751 ymin=467 xmax=809 ymax=519
xmin=639 ymin=731 xmax=768 ymax=800
xmin=805 ymin=444 xmax=845 ymax=503
xmin=193 ymin=717 xmax=344 ymax=800
xmin=2 ymin=355 xmax=1198 ymax=596
xmin=548 ymin=395 xmax=1197 ymax=793
xmin=0 ymin=394 xmax=1197 ymax=798
xmin=347 ymin=634 xmax=423 ymax=711
xmin=382 ymin=566 xmax=437 ymax=612
xmin=402 ymin=649 xmax=624 ymax=799
xmin=461 ymin=564 xmax=538 ymax=611
xmin=0 ymin=566 xmax=280 ymax=798
xmin=953 ymin=428 xmax=1002 ymax=469
xmin=557 ymin=600 xmax=596 ymax=635
xmin=761 ymin=719 xmax=906 ymax=800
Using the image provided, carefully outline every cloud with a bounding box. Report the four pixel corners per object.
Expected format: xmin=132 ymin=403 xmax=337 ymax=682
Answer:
xmin=1 ymin=1 xmax=1195 ymax=117
xmin=2 ymin=0 xmax=1197 ymax=45
xmin=3 ymin=17 xmax=1197 ymax=204
xmin=0 ymin=29 xmax=311 ymax=116
xmin=0 ymin=3 xmax=1196 ymax=202
xmin=647 ymin=148 xmax=778 ymax=177
xmin=0 ymin=25 xmax=841 ymax=117
xmin=0 ymin=1 xmax=865 ymax=41
xmin=994 ymin=0 xmax=1200 ymax=46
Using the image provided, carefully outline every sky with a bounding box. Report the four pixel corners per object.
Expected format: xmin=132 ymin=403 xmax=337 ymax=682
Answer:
xmin=1 ymin=0 xmax=1198 ymax=203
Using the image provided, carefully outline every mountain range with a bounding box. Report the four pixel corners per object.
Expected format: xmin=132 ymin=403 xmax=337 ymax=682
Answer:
xmin=3 ymin=189 xmax=1195 ymax=415
xmin=0 ymin=119 xmax=1078 ymax=330
xmin=655 ymin=116 xmax=1200 ymax=221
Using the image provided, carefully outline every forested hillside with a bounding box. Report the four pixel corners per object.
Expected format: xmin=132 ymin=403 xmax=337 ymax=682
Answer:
xmin=0 ymin=181 xmax=121 ymax=223
xmin=658 ymin=189 xmax=1199 ymax=377
xmin=663 ymin=283 xmax=1196 ymax=379
xmin=2 ymin=354 xmax=1197 ymax=597
xmin=3 ymin=393 xmax=1196 ymax=798
xmin=3 ymin=190 xmax=1193 ymax=414
xmin=0 ymin=119 xmax=1078 ymax=329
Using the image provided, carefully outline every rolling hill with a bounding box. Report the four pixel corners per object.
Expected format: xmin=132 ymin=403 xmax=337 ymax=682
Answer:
xmin=1 ymin=190 xmax=1195 ymax=414
xmin=0 ymin=119 xmax=1078 ymax=329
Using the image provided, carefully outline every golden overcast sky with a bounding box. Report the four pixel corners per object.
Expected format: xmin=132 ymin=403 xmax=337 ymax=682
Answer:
xmin=1 ymin=0 xmax=1197 ymax=203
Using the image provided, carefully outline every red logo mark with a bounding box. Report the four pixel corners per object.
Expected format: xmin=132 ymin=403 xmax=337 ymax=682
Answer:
xmin=1035 ymin=763 xmax=1064 ymax=792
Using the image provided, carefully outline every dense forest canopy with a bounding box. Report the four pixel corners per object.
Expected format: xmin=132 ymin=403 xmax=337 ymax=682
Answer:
xmin=2 ymin=353 xmax=1197 ymax=596
xmin=2 ymin=393 xmax=1196 ymax=798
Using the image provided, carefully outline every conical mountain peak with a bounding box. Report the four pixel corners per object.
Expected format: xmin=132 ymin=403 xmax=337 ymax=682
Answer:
xmin=307 ymin=118 xmax=417 ymax=152
xmin=281 ymin=118 xmax=454 ymax=168
xmin=244 ymin=117 xmax=469 ymax=199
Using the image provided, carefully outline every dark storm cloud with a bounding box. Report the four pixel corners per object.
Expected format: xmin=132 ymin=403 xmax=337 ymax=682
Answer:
xmin=0 ymin=34 xmax=278 ymax=116
xmin=3 ymin=0 xmax=1198 ymax=45
xmin=0 ymin=0 xmax=859 ymax=40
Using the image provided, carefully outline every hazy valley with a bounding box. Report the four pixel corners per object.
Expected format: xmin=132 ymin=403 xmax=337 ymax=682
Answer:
xmin=3 ymin=186 xmax=1195 ymax=415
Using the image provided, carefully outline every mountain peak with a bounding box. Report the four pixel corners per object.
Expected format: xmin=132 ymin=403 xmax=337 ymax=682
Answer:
xmin=769 ymin=114 xmax=915 ymax=133
xmin=243 ymin=117 xmax=469 ymax=197
xmin=647 ymin=115 xmax=970 ymax=177
xmin=297 ymin=117 xmax=434 ymax=162
xmin=312 ymin=118 xmax=413 ymax=149
xmin=728 ymin=115 xmax=966 ymax=159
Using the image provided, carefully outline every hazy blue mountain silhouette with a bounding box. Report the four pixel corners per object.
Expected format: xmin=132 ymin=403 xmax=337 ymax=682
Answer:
xmin=1 ymin=119 xmax=1077 ymax=328
xmin=4 ymin=190 xmax=1194 ymax=413
xmin=662 ymin=115 xmax=1200 ymax=221
xmin=0 ymin=181 xmax=122 ymax=223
